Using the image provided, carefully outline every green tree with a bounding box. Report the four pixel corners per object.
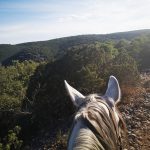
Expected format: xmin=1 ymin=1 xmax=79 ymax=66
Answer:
xmin=0 ymin=126 xmax=22 ymax=150
xmin=0 ymin=61 xmax=39 ymax=110
xmin=106 ymin=50 xmax=139 ymax=85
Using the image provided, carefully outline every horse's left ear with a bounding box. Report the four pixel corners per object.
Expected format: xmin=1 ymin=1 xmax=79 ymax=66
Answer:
xmin=104 ymin=76 xmax=121 ymax=104
xmin=64 ymin=80 xmax=85 ymax=107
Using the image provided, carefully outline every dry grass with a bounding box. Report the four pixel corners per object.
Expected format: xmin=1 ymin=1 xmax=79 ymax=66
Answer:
xmin=121 ymin=85 xmax=145 ymax=104
xmin=44 ymin=131 xmax=68 ymax=150
xmin=146 ymin=88 xmax=150 ymax=93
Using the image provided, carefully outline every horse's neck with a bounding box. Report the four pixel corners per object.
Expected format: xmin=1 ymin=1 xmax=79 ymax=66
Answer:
xmin=68 ymin=120 xmax=103 ymax=150
xmin=68 ymin=120 xmax=84 ymax=150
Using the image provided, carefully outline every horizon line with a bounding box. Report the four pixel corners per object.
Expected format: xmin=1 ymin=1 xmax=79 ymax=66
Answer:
xmin=1 ymin=28 xmax=150 ymax=45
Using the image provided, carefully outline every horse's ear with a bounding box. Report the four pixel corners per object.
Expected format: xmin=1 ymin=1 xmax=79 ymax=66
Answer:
xmin=64 ymin=80 xmax=85 ymax=107
xmin=104 ymin=76 xmax=121 ymax=104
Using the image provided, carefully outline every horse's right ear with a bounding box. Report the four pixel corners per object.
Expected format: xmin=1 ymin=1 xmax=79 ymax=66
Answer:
xmin=64 ymin=80 xmax=85 ymax=107
xmin=104 ymin=76 xmax=121 ymax=104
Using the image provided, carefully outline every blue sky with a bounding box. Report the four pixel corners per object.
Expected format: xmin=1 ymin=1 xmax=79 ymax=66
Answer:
xmin=0 ymin=0 xmax=150 ymax=44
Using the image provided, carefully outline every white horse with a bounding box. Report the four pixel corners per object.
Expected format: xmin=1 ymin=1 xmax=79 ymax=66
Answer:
xmin=65 ymin=76 xmax=126 ymax=150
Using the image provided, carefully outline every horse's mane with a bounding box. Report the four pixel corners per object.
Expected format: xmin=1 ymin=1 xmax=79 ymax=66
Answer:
xmin=71 ymin=95 xmax=125 ymax=150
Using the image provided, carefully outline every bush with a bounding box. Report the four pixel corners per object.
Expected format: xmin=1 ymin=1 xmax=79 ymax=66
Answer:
xmin=105 ymin=50 xmax=140 ymax=86
xmin=0 ymin=61 xmax=40 ymax=110
xmin=46 ymin=131 xmax=68 ymax=150
xmin=0 ymin=126 xmax=23 ymax=150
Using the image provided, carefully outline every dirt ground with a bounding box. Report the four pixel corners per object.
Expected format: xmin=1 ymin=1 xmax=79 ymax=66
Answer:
xmin=121 ymin=72 xmax=150 ymax=150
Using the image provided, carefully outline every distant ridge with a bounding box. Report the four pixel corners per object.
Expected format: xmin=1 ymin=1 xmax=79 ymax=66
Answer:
xmin=0 ymin=29 xmax=150 ymax=65
xmin=15 ymin=29 xmax=150 ymax=45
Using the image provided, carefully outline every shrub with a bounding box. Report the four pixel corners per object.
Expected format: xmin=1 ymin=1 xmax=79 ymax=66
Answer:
xmin=47 ymin=131 xmax=68 ymax=150
xmin=0 ymin=61 xmax=39 ymax=110
xmin=0 ymin=126 xmax=23 ymax=150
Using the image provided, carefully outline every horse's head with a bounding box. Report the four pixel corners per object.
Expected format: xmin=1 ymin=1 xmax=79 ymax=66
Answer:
xmin=65 ymin=76 xmax=121 ymax=123
xmin=65 ymin=76 xmax=125 ymax=150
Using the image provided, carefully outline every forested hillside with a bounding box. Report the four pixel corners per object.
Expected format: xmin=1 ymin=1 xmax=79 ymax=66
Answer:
xmin=1 ymin=29 xmax=150 ymax=68
xmin=0 ymin=30 xmax=150 ymax=149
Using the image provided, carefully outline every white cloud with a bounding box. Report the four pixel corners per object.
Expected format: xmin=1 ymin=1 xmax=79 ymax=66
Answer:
xmin=0 ymin=0 xmax=150 ymax=44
